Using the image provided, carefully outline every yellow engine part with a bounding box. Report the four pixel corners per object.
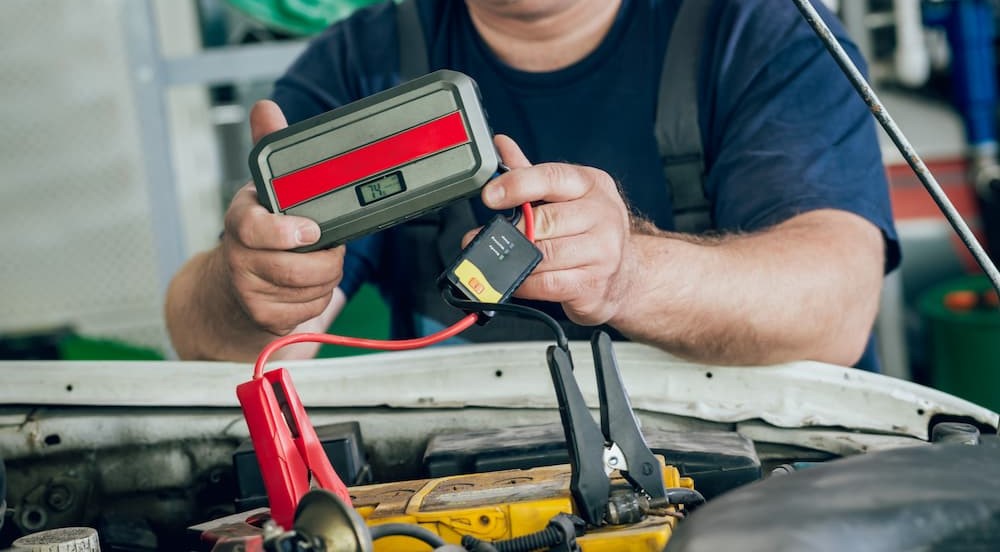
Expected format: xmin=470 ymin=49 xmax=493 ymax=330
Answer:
xmin=348 ymin=462 xmax=693 ymax=551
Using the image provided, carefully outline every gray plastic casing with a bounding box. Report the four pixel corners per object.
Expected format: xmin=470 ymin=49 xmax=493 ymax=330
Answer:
xmin=250 ymin=70 xmax=499 ymax=251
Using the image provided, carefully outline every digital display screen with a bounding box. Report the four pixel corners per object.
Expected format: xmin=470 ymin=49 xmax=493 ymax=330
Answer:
xmin=356 ymin=172 xmax=406 ymax=206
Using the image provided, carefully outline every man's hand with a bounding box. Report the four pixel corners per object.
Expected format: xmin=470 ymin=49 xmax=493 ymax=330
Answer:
xmin=467 ymin=136 xmax=884 ymax=369
xmin=221 ymin=100 xmax=346 ymax=336
xmin=165 ymin=100 xmax=347 ymax=361
xmin=473 ymin=135 xmax=635 ymax=326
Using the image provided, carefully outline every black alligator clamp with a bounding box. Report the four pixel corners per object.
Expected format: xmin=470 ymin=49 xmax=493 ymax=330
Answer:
xmin=546 ymin=331 xmax=670 ymax=527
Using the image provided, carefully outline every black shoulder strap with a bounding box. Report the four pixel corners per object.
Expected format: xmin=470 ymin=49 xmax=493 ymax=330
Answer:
xmin=396 ymin=0 xmax=429 ymax=81
xmin=656 ymin=0 xmax=713 ymax=233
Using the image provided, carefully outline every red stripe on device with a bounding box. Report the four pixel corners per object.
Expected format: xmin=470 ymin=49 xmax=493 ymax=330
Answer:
xmin=272 ymin=111 xmax=470 ymax=209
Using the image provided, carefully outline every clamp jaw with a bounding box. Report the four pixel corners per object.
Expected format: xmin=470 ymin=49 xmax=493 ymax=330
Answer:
xmin=547 ymin=331 xmax=668 ymax=526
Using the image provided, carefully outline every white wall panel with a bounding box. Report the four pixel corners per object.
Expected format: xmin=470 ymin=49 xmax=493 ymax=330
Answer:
xmin=0 ymin=1 xmax=221 ymax=353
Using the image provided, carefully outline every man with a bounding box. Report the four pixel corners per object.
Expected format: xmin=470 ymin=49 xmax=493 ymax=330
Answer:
xmin=165 ymin=0 xmax=899 ymax=370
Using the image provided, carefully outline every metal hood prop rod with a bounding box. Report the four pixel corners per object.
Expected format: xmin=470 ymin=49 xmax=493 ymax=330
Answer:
xmin=791 ymin=0 xmax=1000 ymax=296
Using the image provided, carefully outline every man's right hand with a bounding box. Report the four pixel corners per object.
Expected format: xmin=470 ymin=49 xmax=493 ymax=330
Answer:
xmin=221 ymin=100 xmax=346 ymax=337
xmin=165 ymin=100 xmax=346 ymax=360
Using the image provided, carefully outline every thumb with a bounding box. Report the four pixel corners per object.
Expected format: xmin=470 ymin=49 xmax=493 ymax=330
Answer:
xmin=494 ymin=134 xmax=531 ymax=169
xmin=250 ymin=99 xmax=288 ymax=144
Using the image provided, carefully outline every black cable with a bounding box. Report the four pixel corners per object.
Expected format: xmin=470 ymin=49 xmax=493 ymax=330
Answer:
xmin=644 ymin=488 xmax=706 ymax=514
xmin=664 ymin=487 xmax=706 ymax=508
xmin=507 ymin=204 xmax=523 ymax=227
xmin=460 ymin=514 xmax=582 ymax=552
xmin=791 ymin=0 xmax=1000 ymax=297
xmin=369 ymin=522 xmax=447 ymax=548
xmin=461 ymin=529 xmax=564 ymax=552
xmin=462 ymin=539 xmax=500 ymax=552
xmin=441 ymin=290 xmax=570 ymax=352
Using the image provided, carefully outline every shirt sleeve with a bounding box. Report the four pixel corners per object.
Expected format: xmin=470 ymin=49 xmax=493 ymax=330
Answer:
xmin=704 ymin=1 xmax=900 ymax=273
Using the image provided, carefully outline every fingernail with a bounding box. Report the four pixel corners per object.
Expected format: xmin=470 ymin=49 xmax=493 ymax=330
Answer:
xmin=484 ymin=184 xmax=504 ymax=207
xmin=295 ymin=224 xmax=320 ymax=245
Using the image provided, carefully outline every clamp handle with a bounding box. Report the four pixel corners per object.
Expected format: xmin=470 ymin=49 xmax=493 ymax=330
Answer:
xmin=592 ymin=332 xmax=666 ymax=503
xmin=236 ymin=368 xmax=352 ymax=529
xmin=546 ymin=345 xmax=610 ymax=526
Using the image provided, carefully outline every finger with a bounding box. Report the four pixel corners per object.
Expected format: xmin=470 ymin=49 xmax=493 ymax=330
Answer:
xmin=226 ymin=186 xmax=323 ymax=251
xmin=531 ymin=234 xmax=615 ymax=273
xmin=513 ymin=268 xmax=590 ymax=304
xmin=244 ymin=295 xmax=334 ymax=335
xmin=246 ymin=209 xmax=322 ymax=251
xmin=245 ymin=247 xmax=345 ymax=289
xmin=462 ymin=198 xmax=553 ymax=247
xmin=494 ymin=134 xmax=531 ymax=170
xmin=459 ymin=214 xmax=535 ymax=249
xmin=251 ymin=280 xmax=337 ymax=305
xmin=515 ymin=268 xmax=616 ymax=326
xmin=528 ymin=200 xmax=603 ymax=242
xmin=250 ymin=99 xmax=288 ymax=144
xmin=484 ymin=163 xmax=600 ymax=210
xmin=482 ymin=135 xmax=535 ymax=210
xmin=227 ymin=182 xmax=267 ymax=219
xmin=460 ymin=227 xmax=483 ymax=249
xmin=462 ymin=198 xmax=604 ymax=255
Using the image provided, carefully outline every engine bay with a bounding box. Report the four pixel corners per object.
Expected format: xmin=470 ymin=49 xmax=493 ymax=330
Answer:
xmin=2 ymin=340 xmax=998 ymax=550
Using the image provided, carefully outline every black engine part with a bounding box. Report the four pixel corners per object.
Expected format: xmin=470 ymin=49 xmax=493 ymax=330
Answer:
xmin=232 ymin=421 xmax=370 ymax=512
xmin=422 ymin=423 xmax=761 ymax=500
xmin=665 ymin=437 xmax=1000 ymax=551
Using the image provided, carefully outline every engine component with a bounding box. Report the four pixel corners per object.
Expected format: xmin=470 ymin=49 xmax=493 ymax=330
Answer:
xmin=204 ymin=332 xmax=698 ymax=551
xmin=10 ymin=527 xmax=100 ymax=552
xmin=666 ymin=438 xmax=1000 ymax=551
xmin=423 ymin=425 xmax=760 ymax=501
xmin=14 ymin=476 xmax=91 ymax=537
xmin=931 ymin=421 xmax=982 ymax=445
xmin=233 ymin=421 xmax=370 ymax=512
xmin=189 ymin=462 xmax=690 ymax=551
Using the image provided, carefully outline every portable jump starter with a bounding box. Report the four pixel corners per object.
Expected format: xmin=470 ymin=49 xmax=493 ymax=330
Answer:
xmin=250 ymin=70 xmax=499 ymax=251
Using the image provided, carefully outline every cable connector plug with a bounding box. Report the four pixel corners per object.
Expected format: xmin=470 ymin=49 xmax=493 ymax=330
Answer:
xmin=438 ymin=214 xmax=541 ymax=325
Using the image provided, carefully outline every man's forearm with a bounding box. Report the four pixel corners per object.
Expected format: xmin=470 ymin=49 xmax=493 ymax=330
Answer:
xmin=608 ymin=209 xmax=885 ymax=367
xmin=165 ymin=248 xmax=274 ymax=361
xmin=164 ymin=248 xmax=343 ymax=361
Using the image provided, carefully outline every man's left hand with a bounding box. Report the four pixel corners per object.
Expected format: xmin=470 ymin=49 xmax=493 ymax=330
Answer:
xmin=467 ymin=135 xmax=636 ymax=326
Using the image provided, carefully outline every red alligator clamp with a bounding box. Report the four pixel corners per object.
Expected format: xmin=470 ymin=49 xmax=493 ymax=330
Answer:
xmin=236 ymin=368 xmax=352 ymax=529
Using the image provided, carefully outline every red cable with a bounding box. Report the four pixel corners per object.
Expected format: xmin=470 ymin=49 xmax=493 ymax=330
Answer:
xmin=251 ymin=202 xmax=535 ymax=379
xmin=252 ymin=313 xmax=478 ymax=379
xmin=522 ymin=200 xmax=535 ymax=242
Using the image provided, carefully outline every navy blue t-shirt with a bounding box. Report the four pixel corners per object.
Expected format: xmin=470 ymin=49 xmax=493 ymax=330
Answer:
xmin=272 ymin=0 xmax=900 ymax=370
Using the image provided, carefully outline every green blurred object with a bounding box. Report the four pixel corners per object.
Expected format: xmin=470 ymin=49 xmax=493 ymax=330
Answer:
xmin=225 ymin=0 xmax=384 ymax=36
xmin=918 ymin=274 xmax=1000 ymax=413
xmin=319 ymin=283 xmax=391 ymax=357
xmin=59 ymin=335 xmax=164 ymax=361
xmin=0 ymin=327 xmax=164 ymax=361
